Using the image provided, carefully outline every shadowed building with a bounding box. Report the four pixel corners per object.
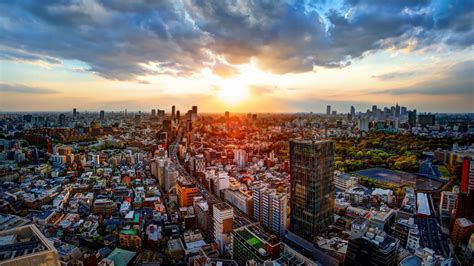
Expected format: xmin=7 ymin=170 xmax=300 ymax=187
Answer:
xmin=289 ymin=139 xmax=335 ymax=243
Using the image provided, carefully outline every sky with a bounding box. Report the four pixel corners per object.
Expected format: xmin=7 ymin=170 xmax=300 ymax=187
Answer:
xmin=0 ymin=0 xmax=473 ymax=113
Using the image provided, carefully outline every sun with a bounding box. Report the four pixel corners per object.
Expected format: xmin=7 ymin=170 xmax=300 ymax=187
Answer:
xmin=217 ymin=80 xmax=250 ymax=105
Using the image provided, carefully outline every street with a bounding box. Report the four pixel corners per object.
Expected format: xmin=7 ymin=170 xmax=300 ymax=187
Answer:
xmin=169 ymin=128 xmax=254 ymax=228
xmin=415 ymin=217 xmax=450 ymax=258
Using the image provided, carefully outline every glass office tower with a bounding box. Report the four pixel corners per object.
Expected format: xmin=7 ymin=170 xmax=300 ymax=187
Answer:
xmin=289 ymin=140 xmax=335 ymax=243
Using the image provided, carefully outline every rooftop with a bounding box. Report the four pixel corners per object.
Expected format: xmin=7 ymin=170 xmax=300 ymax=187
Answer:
xmin=119 ymin=229 xmax=138 ymax=235
xmin=456 ymin=217 xmax=473 ymax=227
xmin=0 ymin=224 xmax=58 ymax=264
xmin=106 ymin=248 xmax=136 ymax=266
xmin=214 ymin=202 xmax=233 ymax=212
xmin=168 ymin=238 xmax=185 ymax=252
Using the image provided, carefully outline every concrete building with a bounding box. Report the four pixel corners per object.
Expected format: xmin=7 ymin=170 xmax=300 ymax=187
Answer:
xmin=193 ymin=197 xmax=210 ymax=237
xmin=334 ymin=171 xmax=358 ymax=191
xmin=232 ymin=224 xmax=280 ymax=265
xmin=223 ymin=189 xmax=253 ymax=216
xmin=359 ymin=115 xmax=369 ymax=132
xmin=168 ymin=238 xmax=185 ymax=259
xmin=253 ymin=186 xmax=287 ymax=236
xmin=0 ymin=224 xmax=60 ymax=266
xmin=177 ymin=178 xmax=199 ymax=208
xmin=164 ymin=165 xmax=178 ymax=192
xmin=346 ymin=218 xmax=399 ymax=266
xmin=451 ymin=218 xmax=474 ymax=245
xmin=213 ymin=203 xmax=233 ymax=254
xmin=440 ymin=190 xmax=457 ymax=219
xmin=193 ymin=154 xmax=206 ymax=174
xmin=93 ymin=199 xmax=117 ymax=216
xmin=233 ymin=149 xmax=247 ymax=168
xmin=212 ymin=171 xmax=230 ymax=197
xmin=119 ymin=229 xmax=142 ymax=249
xmin=392 ymin=218 xmax=420 ymax=252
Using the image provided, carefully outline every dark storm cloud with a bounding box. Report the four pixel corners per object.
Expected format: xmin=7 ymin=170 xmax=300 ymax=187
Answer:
xmin=0 ymin=83 xmax=58 ymax=94
xmin=0 ymin=0 xmax=472 ymax=80
xmin=375 ymin=61 xmax=474 ymax=95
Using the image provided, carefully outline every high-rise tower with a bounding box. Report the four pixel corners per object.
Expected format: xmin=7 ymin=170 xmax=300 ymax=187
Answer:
xmin=289 ymin=139 xmax=335 ymax=242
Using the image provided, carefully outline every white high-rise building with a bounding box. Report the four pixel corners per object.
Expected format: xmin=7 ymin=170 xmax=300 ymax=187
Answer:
xmin=213 ymin=171 xmax=230 ymax=196
xmin=233 ymin=149 xmax=247 ymax=168
xmin=253 ymin=185 xmax=287 ymax=236
xmin=164 ymin=165 xmax=178 ymax=192
xmin=213 ymin=203 xmax=234 ymax=254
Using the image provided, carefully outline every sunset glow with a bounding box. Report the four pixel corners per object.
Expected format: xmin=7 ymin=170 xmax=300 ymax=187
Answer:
xmin=217 ymin=78 xmax=250 ymax=105
xmin=0 ymin=1 xmax=472 ymax=113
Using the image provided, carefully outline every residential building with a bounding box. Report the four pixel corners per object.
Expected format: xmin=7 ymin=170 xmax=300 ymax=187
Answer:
xmin=392 ymin=218 xmax=419 ymax=252
xmin=440 ymin=190 xmax=457 ymax=219
xmin=193 ymin=197 xmax=210 ymax=237
xmin=253 ymin=186 xmax=288 ymax=236
xmin=93 ymin=199 xmax=117 ymax=216
xmin=451 ymin=218 xmax=474 ymax=245
xmin=119 ymin=229 xmax=142 ymax=249
xmin=194 ymin=154 xmax=206 ymax=174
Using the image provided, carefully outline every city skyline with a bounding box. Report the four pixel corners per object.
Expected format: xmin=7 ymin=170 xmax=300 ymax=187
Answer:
xmin=1 ymin=0 xmax=473 ymax=113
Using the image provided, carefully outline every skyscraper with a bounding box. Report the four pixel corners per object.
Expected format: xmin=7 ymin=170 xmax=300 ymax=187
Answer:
xmin=73 ymin=108 xmax=77 ymax=118
xmin=350 ymin=105 xmax=356 ymax=118
xmin=408 ymin=109 xmax=417 ymax=127
xmin=151 ymin=109 xmax=156 ymax=117
xmin=191 ymin=105 xmax=198 ymax=122
xmin=326 ymin=105 xmax=331 ymax=116
xmin=58 ymin=113 xmax=66 ymax=127
xmin=171 ymin=105 xmax=176 ymax=119
xmin=289 ymin=140 xmax=335 ymax=242
xmin=372 ymin=105 xmax=377 ymax=116
xmin=100 ymin=110 xmax=105 ymax=120
xmin=418 ymin=113 xmax=435 ymax=127
xmin=395 ymin=103 xmax=400 ymax=117
xmin=401 ymin=106 xmax=407 ymax=116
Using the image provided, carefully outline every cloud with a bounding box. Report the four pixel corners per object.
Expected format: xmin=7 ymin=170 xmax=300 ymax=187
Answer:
xmin=372 ymin=70 xmax=420 ymax=81
xmin=0 ymin=47 xmax=62 ymax=65
xmin=374 ymin=60 xmax=474 ymax=95
xmin=0 ymin=83 xmax=59 ymax=94
xmin=0 ymin=0 xmax=472 ymax=80
xmin=249 ymin=85 xmax=279 ymax=96
xmin=211 ymin=62 xmax=239 ymax=78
